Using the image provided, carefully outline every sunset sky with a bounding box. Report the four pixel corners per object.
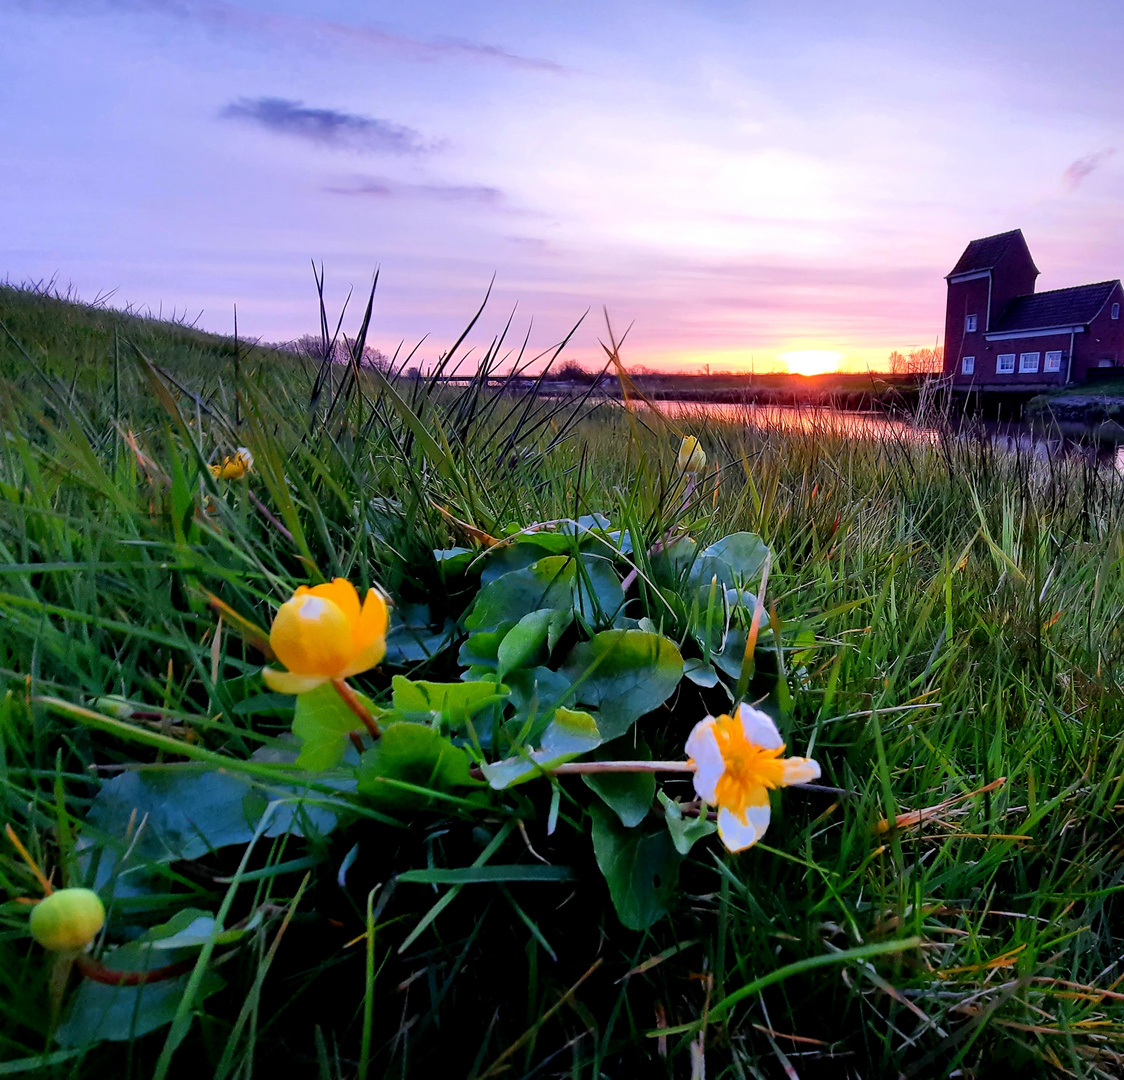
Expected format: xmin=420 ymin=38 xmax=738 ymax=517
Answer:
xmin=4 ymin=1 xmax=1124 ymax=372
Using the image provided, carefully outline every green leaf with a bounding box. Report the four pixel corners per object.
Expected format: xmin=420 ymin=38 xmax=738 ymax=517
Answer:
xmin=385 ymin=603 xmax=456 ymax=666
xmin=458 ymin=622 xmax=516 ymax=669
xmin=480 ymin=707 xmax=601 ymax=790
xmin=712 ymin=628 xmax=748 ymax=679
xmin=357 ymin=722 xmax=482 ymax=809
xmin=496 ymin=608 xmax=554 ymax=679
xmin=84 ymin=765 xmax=339 ymax=894
xmin=54 ymin=940 xmax=224 ymax=1046
xmin=684 ymin=657 xmax=720 ymax=687
xmin=396 ymin=865 xmax=575 ymax=884
xmin=649 ymin=536 xmax=697 ymax=587
xmin=582 ymin=739 xmax=655 ymax=827
xmin=465 ymin=555 xmax=577 ymax=632
xmin=479 ymin=543 xmax=542 ymax=585
xmin=690 ymin=532 xmax=771 ymax=588
xmin=573 ymin=555 xmax=625 ymax=624
xmin=589 ymin=802 xmax=683 ymax=931
xmin=138 ymin=907 xmax=257 ymax=949
xmin=433 ymin=546 xmax=475 ymax=572
xmin=504 ymin=665 xmax=574 ymax=735
xmin=561 ymin=630 xmax=684 ymax=740
xmin=292 ymin=681 xmax=377 ymax=770
xmin=390 ymin=675 xmax=509 ymax=729
xmin=658 ymin=790 xmax=717 ymax=855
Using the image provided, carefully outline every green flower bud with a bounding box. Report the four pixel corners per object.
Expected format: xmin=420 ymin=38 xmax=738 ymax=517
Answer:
xmin=29 ymin=888 xmax=105 ymax=952
xmin=93 ymin=696 xmax=134 ymax=719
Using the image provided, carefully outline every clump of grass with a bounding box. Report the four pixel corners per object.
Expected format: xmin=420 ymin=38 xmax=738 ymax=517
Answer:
xmin=3 ymin=283 xmax=1124 ymax=1078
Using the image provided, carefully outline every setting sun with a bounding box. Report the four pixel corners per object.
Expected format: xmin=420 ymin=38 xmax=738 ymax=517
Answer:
xmin=781 ymin=350 xmax=844 ymax=376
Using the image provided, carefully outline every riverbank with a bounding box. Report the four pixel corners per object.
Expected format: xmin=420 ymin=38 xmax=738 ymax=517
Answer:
xmin=561 ymin=370 xmax=932 ymax=410
xmin=1027 ymin=380 xmax=1124 ymax=425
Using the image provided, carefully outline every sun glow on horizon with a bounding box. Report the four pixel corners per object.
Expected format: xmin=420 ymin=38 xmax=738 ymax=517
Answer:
xmin=781 ymin=350 xmax=844 ymax=376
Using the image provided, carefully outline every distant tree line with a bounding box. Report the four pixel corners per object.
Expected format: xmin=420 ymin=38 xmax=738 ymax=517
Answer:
xmin=887 ymin=346 xmax=943 ymax=375
xmin=284 ymin=334 xmax=391 ymax=372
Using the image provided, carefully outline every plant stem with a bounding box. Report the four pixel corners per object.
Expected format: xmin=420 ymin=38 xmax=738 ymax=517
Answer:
xmin=332 ymin=678 xmax=381 ymax=739
xmin=549 ymin=760 xmax=697 ymax=775
xmin=76 ymin=955 xmax=194 ymax=986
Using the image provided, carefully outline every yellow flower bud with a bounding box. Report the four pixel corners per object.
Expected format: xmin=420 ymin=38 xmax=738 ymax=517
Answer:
xmin=677 ymin=436 xmax=707 ymax=473
xmin=29 ymin=888 xmax=106 ymax=952
xmin=210 ymin=447 xmax=253 ymax=481
xmin=262 ymin=578 xmax=390 ymax=695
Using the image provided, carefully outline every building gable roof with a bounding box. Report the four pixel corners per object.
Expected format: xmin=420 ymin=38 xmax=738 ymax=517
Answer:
xmin=947 ymin=229 xmax=1034 ymax=277
xmin=991 ymin=281 xmax=1120 ymax=333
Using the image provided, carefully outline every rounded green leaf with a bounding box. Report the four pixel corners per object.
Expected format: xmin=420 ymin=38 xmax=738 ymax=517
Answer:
xmin=590 ymin=803 xmax=683 ymax=930
xmin=561 ymin=629 xmax=684 ymax=740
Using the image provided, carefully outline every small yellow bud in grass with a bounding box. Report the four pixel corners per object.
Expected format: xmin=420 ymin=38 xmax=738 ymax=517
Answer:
xmin=209 ymin=447 xmax=254 ymax=481
xmin=262 ymin=578 xmax=389 ymax=695
xmin=30 ymin=888 xmax=105 ymax=952
xmin=677 ymin=436 xmax=706 ymax=473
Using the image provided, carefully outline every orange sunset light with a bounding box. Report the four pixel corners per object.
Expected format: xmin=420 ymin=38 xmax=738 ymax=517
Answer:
xmin=781 ymin=350 xmax=844 ymax=376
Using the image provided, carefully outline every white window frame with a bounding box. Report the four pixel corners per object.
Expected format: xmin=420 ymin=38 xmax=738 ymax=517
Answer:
xmin=996 ymin=353 xmax=1016 ymax=374
xmin=1044 ymin=350 xmax=1063 ymax=372
xmin=1019 ymin=351 xmax=1041 ymax=373
xmin=1113 ymin=303 xmax=1120 ymax=320
xmin=961 ymin=355 xmax=975 ymax=375
xmin=965 ymin=314 xmax=978 ymax=332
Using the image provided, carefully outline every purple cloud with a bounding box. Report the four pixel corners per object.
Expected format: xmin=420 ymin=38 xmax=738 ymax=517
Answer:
xmin=1063 ymin=148 xmax=1115 ymax=190
xmin=221 ymin=98 xmax=428 ymax=153
xmin=326 ymin=176 xmax=504 ymax=203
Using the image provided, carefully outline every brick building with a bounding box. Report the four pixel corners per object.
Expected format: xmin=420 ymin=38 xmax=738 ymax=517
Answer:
xmin=944 ymin=229 xmax=1124 ymax=390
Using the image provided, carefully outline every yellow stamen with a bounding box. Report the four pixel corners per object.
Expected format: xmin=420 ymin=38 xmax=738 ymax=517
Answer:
xmin=711 ymin=714 xmax=786 ymax=823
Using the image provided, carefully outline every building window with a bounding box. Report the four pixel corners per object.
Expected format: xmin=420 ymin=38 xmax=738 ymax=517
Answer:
xmin=965 ymin=314 xmax=978 ymax=332
xmin=1113 ymin=303 xmax=1120 ymax=320
xmin=996 ymin=353 xmax=1016 ymax=374
xmin=961 ymin=355 xmax=975 ymax=375
xmin=1019 ymin=352 xmax=1040 ymax=373
xmin=1044 ymin=350 xmax=1063 ymax=372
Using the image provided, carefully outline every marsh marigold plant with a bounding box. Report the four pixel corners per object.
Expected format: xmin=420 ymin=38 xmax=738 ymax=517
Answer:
xmin=686 ymin=703 xmax=820 ymax=852
xmin=262 ymin=578 xmax=389 ymax=695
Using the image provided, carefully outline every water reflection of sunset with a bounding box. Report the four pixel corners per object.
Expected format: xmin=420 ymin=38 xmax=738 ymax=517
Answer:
xmin=642 ymin=401 xmax=936 ymax=442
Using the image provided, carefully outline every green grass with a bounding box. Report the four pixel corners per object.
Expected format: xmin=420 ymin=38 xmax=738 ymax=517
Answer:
xmin=4 ymin=282 xmax=1124 ymax=1078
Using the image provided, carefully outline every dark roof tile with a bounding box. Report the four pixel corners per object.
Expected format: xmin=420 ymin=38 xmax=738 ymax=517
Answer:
xmin=948 ymin=229 xmax=1027 ymax=277
xmin=991 ymin=281 xmax=1119 ymax=333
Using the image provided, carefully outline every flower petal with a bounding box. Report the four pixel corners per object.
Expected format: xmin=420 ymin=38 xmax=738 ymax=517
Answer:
xmin=736 ymin=702 xmax=783 ymax=749
xmin=686 ymin=717 xmax=724 ymax=804
xmin=269 ymin=593 xmax=354 ymax=675
xmin=306 ymin=578 xmax=362 ymax=626
xmin=262 ymin=668 xmax=329 ymax=695
xmin=353 ymin=588 xmax=389 ymax=652
xmin=717 ymin=799 xmax=771 ymax=852
xmin=338 ymin=635 xmax=387 ymax=678
xmin=781 ymin=757 xmax=821 ymax=786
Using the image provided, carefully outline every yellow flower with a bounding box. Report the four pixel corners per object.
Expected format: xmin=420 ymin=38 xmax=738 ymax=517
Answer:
xmin=30 ymin=888 xmax=105 ymax=952
xmin=262 ymin=578 xmax=389 ymax=695
xmin=685 ymin=703 xmax=820 ymax=852
xmin=209 ymin=447 xmax=254 ymax=481
xmin=677 ymin=435 xmax=706 ymax=473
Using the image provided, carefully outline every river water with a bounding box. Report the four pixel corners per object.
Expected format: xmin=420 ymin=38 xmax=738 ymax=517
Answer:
xmin=629 ymin=400 xmax=1124 ymax=471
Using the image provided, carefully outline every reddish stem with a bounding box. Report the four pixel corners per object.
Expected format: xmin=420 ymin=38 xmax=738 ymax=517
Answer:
xmin=76 ymin=955 xmax=195 ymax=986
xmin=332 ymin=679 xmax=381 ymax=739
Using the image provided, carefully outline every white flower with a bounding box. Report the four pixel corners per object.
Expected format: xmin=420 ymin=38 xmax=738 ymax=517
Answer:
xmin=685 ymin=703 xmax=820 ymax=852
